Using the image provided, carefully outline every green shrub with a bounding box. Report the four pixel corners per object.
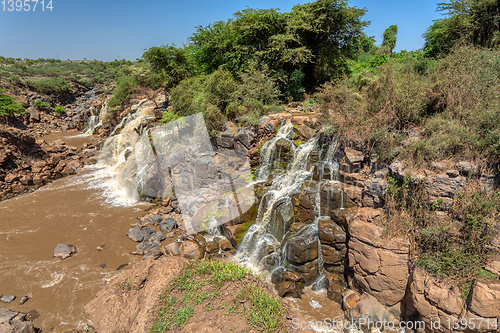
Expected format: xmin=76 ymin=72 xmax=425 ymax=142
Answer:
xmin=33 ymin=100 xmax=50 ymax=110
xmin=0 ymin=90 xmax=25 ymax=117
xmin=108 ymin=75 xmax=138 ymax=109
xmin=53 ymin=105 xmax=66 ymax=116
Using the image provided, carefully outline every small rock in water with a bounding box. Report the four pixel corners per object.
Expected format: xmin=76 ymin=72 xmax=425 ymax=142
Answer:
xmin=26 ymin=309 xmax=40 ymax=321
xmin=100 ymin=263 xmax=107 ymax=268
xmin=166 ymin=231 xmax=176 ymax=238
xmin=19 ymin=296 xmax=29 ymax=305
xmin=96 ymin=244 xmax=106 ymax=252
xmin=53 ymin=244 xmax=77 ymax=259
xmin=116 ymin=263 xmax=128 ymax=271
xmin=0 ymin=295 xmax=16 ymax=303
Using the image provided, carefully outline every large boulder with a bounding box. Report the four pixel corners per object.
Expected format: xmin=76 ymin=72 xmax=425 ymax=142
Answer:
xmin=179 ymin=240 xmax=204 ymax=260
xmin=126 ymin=226 xmax=155 ymax=242
xmin=348 ymin=220 xmax=410 ymax=307
xmin=409 ymin=268 xmax=465 ymax=333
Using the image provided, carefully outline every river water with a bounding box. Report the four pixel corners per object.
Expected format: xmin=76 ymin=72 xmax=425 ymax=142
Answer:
xmin=0 ymin=132 xmax=150 ymax=331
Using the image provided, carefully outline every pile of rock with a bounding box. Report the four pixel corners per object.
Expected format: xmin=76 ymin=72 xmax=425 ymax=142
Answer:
xmin=0 ymin=134 xmax=92 ymax=200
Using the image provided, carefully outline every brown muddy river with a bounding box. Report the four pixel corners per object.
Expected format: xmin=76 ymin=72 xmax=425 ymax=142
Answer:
xmin=0 ymin=133 xmax=150 ymax=331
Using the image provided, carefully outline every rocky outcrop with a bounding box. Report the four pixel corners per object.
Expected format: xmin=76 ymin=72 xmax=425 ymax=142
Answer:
xmin=0 ymin=308 xmax=36 ymax=333
xmin=85 ymin=256 xmax=185 ymax=333
xmin=348 ymin=219 xmax=410 ymax=309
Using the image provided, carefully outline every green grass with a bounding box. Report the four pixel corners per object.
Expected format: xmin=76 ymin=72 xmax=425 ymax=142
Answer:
xmin=149 ymin=260 xmax=284 ymax=333
xmin=239 ymin=286 xmax=284 ymax=333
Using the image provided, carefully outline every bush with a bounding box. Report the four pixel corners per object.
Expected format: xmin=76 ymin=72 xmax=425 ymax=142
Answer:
xmin=318 ymin=45 xmax=500 ymax=165
xmin=33 ymin=100 xmax=50 ymax=110
xmin=53 ymin=105 xmax=65 ymax=116
xmin=385 ymin=175 xmax=499 ymax=283
xmin=25 ymin=78 xmax=70 ymax=94
xmin=108 ymin=75 xmax=138 ymax=109
xmin=0 ymin=90 xmax=25 ymax=117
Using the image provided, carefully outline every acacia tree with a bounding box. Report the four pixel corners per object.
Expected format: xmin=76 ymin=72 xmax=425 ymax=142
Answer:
xmin=424 ymin=0 xmax=500 ymax=57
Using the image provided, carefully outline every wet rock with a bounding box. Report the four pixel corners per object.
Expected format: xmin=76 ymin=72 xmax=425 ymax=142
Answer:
xmin=291 ymin=260 xmax=319 ymax=284
xmin=159 ymin=218 xmax=177 ymax=232
xmin=282 ymin=270 xmax=304 ymax=283
xmin=126 ymin=226 xmax=155 ymax=242
xmin=284 ymin=232 xmax=318 ymax=264
xmin=150 ymin=231 xmax=166 ymax=242
xmin=0 ymin=295 xmax=15 ymax=303
xmin=318 ymin=218 xmax=345 ymax=246
xmin=19 ymin=296 xmax=29 ymax=306
xmin=276 ymin=281 xmax=303 ymax=298
xmin=321 ymin=244 xmax=345 ymax=265
xmin=165 ymin=242 xmax=180 ymax=256
xmin=218 ymin=238 xmax=233 ymax=251
xmin=25 ymin=310 xmax=39 ymax=321
xmin=116 ymin=264 xmax=128 ymax=271
xmin=326 ymin=273 xmax=346 ymax=303
xmin=205 ymin=241 xmax=219 ymax=254
xmin=179 ymin=240 xmax=203 ymax=259
xmin=53 ymin=244 xmax=77 ymax=260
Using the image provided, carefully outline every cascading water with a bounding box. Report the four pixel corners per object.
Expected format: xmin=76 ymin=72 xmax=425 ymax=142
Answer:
xmin=93 ymin=98 xmax=160 ymax=205
xmin=236 ymin=127 xmax=320 ymax=267
xmin=83 ymin=102 xmax=106 ymax=135
xmin=255 ymin=120 xmax=296 ymax=181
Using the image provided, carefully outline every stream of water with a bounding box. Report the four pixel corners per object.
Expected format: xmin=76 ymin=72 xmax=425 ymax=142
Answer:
xmin=0 ymin=133 xmax=150 ymax=331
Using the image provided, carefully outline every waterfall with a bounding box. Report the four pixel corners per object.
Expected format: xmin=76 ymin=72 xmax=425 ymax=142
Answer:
xmin=236 ymin=133 xmax=319 ymax=267
xmin=255 ymin=120 xmax=295 ymax=181
xmin=94 ymin=98 xmax=159 ymax=205
xmin=83 ymin=102 xmax=106 ymax=135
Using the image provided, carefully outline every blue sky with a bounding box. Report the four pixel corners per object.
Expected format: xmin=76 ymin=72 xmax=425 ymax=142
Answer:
xmin=0 ymin=0 xmax=443 ymax=61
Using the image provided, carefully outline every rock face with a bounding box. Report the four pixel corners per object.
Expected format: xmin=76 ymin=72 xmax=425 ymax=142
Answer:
xmin=348 ymin=220 xmax=410 ymax=307
xmin=0 ymin=308 xmax=36 ymax=333
xmin=85 ymin=256 xmax=185 ymax=333
xmin=53 ymin=243 xmax=77 ymax=259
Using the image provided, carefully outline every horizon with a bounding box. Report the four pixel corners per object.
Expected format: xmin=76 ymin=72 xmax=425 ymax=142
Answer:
xmin=0 ymin=0 xmax=443 ymax=61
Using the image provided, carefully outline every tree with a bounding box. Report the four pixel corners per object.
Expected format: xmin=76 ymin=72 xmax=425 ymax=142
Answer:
xmin=424 ymin=0 xmax=500 ymax=57
xmin=142 ymin=45 xmax=191 ymax=89
xmin=381 ymin=25 xmax=398 ymax=55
